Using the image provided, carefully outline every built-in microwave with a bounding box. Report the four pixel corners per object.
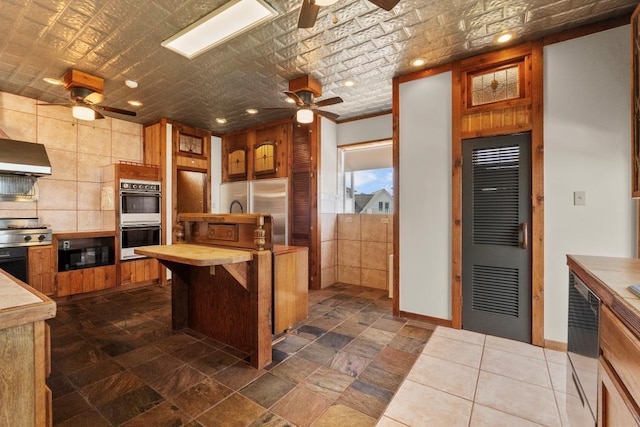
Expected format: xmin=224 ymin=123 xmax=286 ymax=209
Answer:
xmin=120 ymin=179 xmax=161 ymax=225
xmin=120 ymin=225 xmax=161 ymax=260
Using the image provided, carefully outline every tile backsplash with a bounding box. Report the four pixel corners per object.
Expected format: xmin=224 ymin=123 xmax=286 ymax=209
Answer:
xmin=321 ymin=213 xmax=393 ymax=291
xmin=0 ymin=91 xmax=143 ymax=231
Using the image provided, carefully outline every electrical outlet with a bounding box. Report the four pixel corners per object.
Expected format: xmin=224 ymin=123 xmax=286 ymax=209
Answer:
xmin=345 ymin=217 xmax=353 ymax=223
xmin=381 ymin=217 xmax=389 ymax=224
xmin=574 ymin=191 xmax=586 ymax=206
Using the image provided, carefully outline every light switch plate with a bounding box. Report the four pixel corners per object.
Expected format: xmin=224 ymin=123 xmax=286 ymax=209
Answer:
xmin=574 ymin=191 xmax=586 ymax=206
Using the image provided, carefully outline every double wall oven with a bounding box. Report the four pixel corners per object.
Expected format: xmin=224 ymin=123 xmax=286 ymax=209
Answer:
xmin=119 ymin=179 xmax=161 ymax=260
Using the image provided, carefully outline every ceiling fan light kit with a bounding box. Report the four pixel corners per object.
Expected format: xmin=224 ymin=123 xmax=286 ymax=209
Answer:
xmin=72 ymin=105 xmax=96 ymax=121
xmin=296 ymin=108 xmax=314 ymax=123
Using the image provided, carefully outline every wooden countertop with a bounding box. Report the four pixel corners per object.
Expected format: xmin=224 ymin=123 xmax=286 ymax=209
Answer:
xmin=134 ymin=243 xmax=253 ymax=266
xmin=0 ymin=269 xmax=56 ymax=330
xmin=567 ymin=255 xmax=640 ymax=338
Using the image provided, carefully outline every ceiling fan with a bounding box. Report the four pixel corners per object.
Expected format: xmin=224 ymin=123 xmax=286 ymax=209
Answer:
xmin=297 ymin=0 xmax=400 ymax=29
xmin=265 ymin=75 xmax=343 ymax=123
xmin=39 ymin=70 xmax=136 ymax=121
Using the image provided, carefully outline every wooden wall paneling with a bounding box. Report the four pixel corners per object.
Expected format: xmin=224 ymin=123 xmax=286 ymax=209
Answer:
xmin=392 ymin=76 xmax=400 ymax=316
xmin=451 ymin=62 xmax=463 ymax=329
xmin=531 ymin=41 xmax=545 ymax=346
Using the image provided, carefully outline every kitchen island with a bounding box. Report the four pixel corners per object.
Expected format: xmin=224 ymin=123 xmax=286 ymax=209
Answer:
xmin=0 ymin=269 xmax=56 ymax=426
xmin=135 ymin=213 xmax=278 ymax=369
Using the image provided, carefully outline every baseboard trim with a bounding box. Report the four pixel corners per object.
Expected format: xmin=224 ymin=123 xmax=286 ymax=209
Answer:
xmin=544 ymin=339 xmax=567 ymax=352
xmin=399 ymin=310 xmax=453 ymax=327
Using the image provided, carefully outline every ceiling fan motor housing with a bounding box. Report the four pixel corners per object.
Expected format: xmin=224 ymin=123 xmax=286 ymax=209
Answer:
xmin=288 ymin=74 xmax=322 ymax=97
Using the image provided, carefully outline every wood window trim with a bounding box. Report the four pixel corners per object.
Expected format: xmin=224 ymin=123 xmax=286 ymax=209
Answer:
xmin=463 ymin=59 xmax=527 ymax=114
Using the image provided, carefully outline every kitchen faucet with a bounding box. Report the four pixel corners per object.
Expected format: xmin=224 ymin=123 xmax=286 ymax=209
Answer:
xmin=229 ymin=199 xmax=244 ymax=213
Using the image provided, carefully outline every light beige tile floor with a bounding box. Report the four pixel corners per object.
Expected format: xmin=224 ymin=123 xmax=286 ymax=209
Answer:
xmin=378 ymin=326 xmax=570 ymax=427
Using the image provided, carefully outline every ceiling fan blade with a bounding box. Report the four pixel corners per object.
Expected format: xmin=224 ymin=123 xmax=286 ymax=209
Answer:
xmin=94 ymin=110 xmax=105 ymax=120
xmin=367 ymin=0 xmax=400 ymax=11
xmin=36 ymin=103 xmax=73 ymax=107
xmin=315 ymin=109 xmax=339 ymax=120
xmin=284 ymin=91 xmax=304 ymax=106
xmin=94 ymin=105 xmax=137 ymax=116
xmin=84 ymin=92 xmax=105 ymax=104
xmin=297 ymin=0 xmax=319 ymax=29
xmin=261 ymin=107 xmax=298 ymax=111
xmin=314 ymin=96 xmax=343 ymax=107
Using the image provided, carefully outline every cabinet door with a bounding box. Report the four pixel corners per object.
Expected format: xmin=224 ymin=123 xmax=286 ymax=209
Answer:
xmin=599 ymin=360 xmax=640 ymax=426
xmin=56 ymin=270 xmax=83 ymax=297
xmin=28 ymin=246 xmax=55 ymax=295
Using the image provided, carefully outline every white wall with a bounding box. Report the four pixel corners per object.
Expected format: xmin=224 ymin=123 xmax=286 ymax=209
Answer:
xmin=544 ymin=25 xmax=635 ymax=343
xmin=398 ymin=72 xmax=452 ymax=319
xmin=337 ymin=114 xmax=392 ymax=146
xmin=321 ymin=118 xmax=338 ymax=213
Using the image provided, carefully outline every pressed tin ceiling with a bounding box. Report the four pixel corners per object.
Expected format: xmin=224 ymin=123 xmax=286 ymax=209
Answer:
xmin=0 ymin=0 xmax=636 ymax=133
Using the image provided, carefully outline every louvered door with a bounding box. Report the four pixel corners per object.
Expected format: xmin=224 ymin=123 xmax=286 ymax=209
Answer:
xmin=290 ymin=122 xmax=319 ymax=288
xmin=462 ymin=133 xmax=531 ymax=342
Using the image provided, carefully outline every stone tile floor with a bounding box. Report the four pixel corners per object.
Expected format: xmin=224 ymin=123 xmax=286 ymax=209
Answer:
xmin=48 ymin=283 xmax=432 ymax=426
xmin=48 ymin=282 xmax=568 ymax=426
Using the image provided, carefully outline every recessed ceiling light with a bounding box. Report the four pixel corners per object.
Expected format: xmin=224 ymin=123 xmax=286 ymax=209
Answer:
xmin=128 ymin=100 xmax=143 ymax=107
xmin=410 ymin=58 xmax=426 ymax=67
xmin=494 ymin=31 xmax=515 ymax=44
xmin=216 ymin=117 xmax=227 ymax=124
xmin=344 ymin=80 xmax=354 ymax=87
xmin=162 ymin=0 xmax=277 ymax=59
xmin=43 ymin=77 xmax=64 ymax=86
xmin=246 ymin=108 xmax=258 ymax=114
xmin=125 ymin=80 xmax=138 ymax=89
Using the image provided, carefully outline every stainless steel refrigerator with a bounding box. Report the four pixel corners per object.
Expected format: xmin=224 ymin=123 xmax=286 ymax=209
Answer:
xmin=219 ymin=178 xmax=288 ymax=245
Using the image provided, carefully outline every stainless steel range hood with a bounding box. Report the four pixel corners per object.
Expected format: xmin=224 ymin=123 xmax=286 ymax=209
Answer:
xmin=0 ymin=139 xmax=52 ymax=176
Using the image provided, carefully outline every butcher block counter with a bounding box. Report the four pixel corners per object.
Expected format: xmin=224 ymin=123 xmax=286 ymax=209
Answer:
xmin=0 ymin=269 xmax=56 ymax=427
xmin=566 ymin=255 xmax=640 ymax=425
xmin=134 ymin=243 xmax=253 ymax=266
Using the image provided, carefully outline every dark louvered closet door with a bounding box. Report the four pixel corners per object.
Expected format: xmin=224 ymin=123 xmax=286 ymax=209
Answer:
xmin=462 ymin=133 xmax=532 ymax=342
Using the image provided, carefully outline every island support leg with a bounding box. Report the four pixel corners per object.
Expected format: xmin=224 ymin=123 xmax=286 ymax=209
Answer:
xmin=160 ymin=261 xmax=190 ymax=331
xmin=249 ymin=250 xmax=272 ymax=369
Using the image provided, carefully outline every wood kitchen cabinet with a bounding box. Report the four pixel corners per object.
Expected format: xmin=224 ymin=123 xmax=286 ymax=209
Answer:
xmin=53 ymin=231 xmax=117 ymax=297
xmin=56 ymin=265 xmax=117 ymax=297
xmin=222 ymin=121 xmax=290 ymax=182
xmin=273 ymin=245 xmax=309 ymax=334
xmin=119 ymin=258 xmax=160 ymax=286
xmin=598 ymin=305 xmax=640 ymax=425
xmin=28 ymin=245 xmax=55 ymax=296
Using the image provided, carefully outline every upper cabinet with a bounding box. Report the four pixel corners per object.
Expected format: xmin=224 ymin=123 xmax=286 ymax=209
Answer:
xmin=222 ymin=122 xmax=290 ymax=182
xmin=632 ymin=4 xmax=640 ymax=197
xmin=254 ymin=123 xmax=288 ymax=179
